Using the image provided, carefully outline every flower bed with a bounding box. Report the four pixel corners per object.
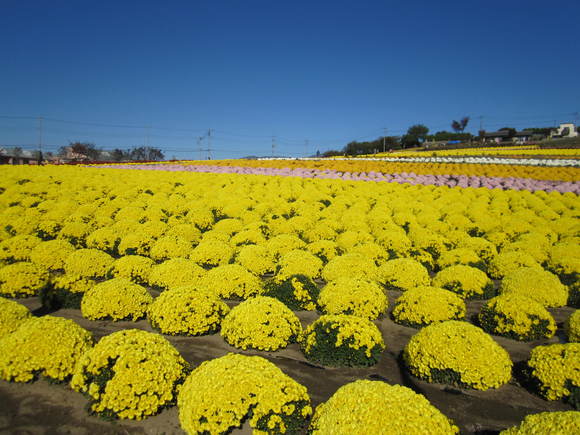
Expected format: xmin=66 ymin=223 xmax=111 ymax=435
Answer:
xmin=403 ymin=321 xmax=512 ymax=390
xmin=309 ymin=380 xmax=458 ymax=434
xmin=177 ymin=353 xmax=312 ymax=434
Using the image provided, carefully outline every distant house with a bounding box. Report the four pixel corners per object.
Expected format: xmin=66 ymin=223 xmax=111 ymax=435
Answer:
xmin=483 ymin=130 xmax=512 ymax=144
xmin=550 ymin=123 xmax=578 ymax=139
xmin=483 ymin=129 xmax=544 ymax=144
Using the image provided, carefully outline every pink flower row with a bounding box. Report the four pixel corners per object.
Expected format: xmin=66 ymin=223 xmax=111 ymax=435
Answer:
xmin=93 ymin=164 xmax=580 ymax=194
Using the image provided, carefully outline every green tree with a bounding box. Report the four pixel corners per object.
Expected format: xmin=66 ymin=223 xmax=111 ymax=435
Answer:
xmin=407 ymin=124 xmax=429 ymax=142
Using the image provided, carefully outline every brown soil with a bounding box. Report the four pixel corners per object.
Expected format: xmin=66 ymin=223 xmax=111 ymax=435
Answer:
xmin=0 ymin=293 xmax=575 ymax=435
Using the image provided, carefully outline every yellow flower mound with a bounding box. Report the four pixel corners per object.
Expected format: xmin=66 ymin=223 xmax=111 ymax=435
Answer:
xmin=479 ymin=293 xmax=556 ymax=341
xmin=547 ymin=242 xmax=580 ymax=286
xmin=85 ymin=227 xmax=121 ymax=254
xmin=499 ymin=267 xmax=568 ymax=308
xmin=221 ymin=296 xmax=301 ymax=351
xmin=148 ymin=287 xmax=229 ymax=335
xmin=322 ymin=253 xmax=378 ymax=282
xmin=177 ymin=353 xmax=312 ymax=434
xmin=403 ymin=321 xmax=512 ymax=390
xmin=456 ymin=237 xmax=497 ymax=263
xmin=0 ymin=262 xmax=50 ymax=297
xmin=432 ymin=265 xmax=494 ymax=299
xmin=235 ymin=244 xmax=276 ymax=276
xmin=265 ymin=234 xmax=307 ymax=259
xmin=310 ymin=380 xmax=458 ymax=434
xmin=487 ymin=251 xmax=541 ymax=279
xmin=500 ymin=411 xmax=580 ymax=434
xmin=378 ymin=258 xmax=430 ymax=291
xmin=58 ymin=221 xmax=92 ymax=247
xmin=0 ymin=234 xmax=42 ymax=263
xmin=0 ymin=316 xmax=93 ymax=382
xmin=71 ymin=329 xmax=189 ymax=420
xmin=111 ymin=255 xmax=154 ymax=285
xmin=117 ymin=232 xmax=155 ymax=256
xmin=200 ymin=264 xmax=263 ymax=299
xmin=81 ymin=278 xmax=153 ymax=321
xmin=301 ymin=314 xmax=385 ymax=367
xmin=350 ymin=242 xmax=391 ymax=266
xmin=318 ymin=278 xmax=387 ymax=320
xmin=149 ymin=235 xmax=194 ymax=262
xmin=392 ymin=286 xmax=466 ymax=328
xmin=63 ymin=248 xmax=115 ymax=279
xmin=0 ymin=297 xmax=31 ymax=338
xmin=436 ymin=248 xmax=485 ymax=271
xmin=566 ymin=310 xmax=580 ymax=342
xmin=306 ymin=240 xmax=341 ymax=264
xmin=29 ymin=239 xmax=75 ymax=271
xmin=275 ymin=249 xmax=323 ymax=282
xmin=527 ymin=343 xmax=580 ymax=401
xmin=148 ymin=258 xmax=205 ymax=290
xmin=189 ymin=239 xmax=234 ymax=267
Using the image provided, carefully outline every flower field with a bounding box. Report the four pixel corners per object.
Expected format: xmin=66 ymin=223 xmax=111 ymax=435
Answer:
xmin=0 ymin=155 xmax=579 ymax=434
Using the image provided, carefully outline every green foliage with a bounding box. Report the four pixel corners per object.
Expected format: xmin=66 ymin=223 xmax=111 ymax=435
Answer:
xmin=263 ymin=274 xmax=319 ymax=310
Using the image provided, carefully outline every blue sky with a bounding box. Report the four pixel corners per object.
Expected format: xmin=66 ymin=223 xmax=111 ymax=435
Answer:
xmin=1 ymin=0 xmax=579 ymax=159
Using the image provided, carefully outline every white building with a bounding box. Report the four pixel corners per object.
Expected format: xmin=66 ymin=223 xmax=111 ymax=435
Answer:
xmin=551 ymin=123 xmax=578 ymax=138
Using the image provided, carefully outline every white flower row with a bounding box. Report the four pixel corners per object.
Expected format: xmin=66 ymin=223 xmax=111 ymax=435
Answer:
xmin=257 ymin=156 xmax=580 ymax=167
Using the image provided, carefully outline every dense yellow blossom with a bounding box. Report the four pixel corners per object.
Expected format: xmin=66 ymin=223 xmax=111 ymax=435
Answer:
xmin=29 ymin=239 xmax=75 ymax=271
xmin=0 ymin=234 xmax=42 ymax=263
xmin=392 ymin=286 xmax=466 ymax=328
xmin=487 ymin=251 xmax=541 ymax=279
xmin=432 ymin=265 xmax=494 ymax=299
xmin=322 ymin=253 xmax=378 ymax=282
xmin=378 ymin=258 xmax=431 ymax=291
xmin=111 ymin=255 xmax=154 ymax=285
xmin=500 ymin=411 xmax=580 ymax=434
xmin=189 ymin=239 xmax=234 ymax=267
xmin=527 ymin=343 xmax=580 ymax=401
xmin=479 ymin=293 xmax=556 ymax=341
xmin=0 ymin=316 xmax=93 ymax=382
xmin=81 ymin=278 xmax=153 ymax=321
xmin=63 ymin=248 xmax=114 ymax=279
xmin=178 ymin=353 xmax=312 ymax=434
xmin=148 ymin=258 xmax=206 ymax=290
xmin=71 ymin=329 xmax=189 ymax=420
xmin=0 ymin=297 xmax=31 ymax=338
xmin=499 ymin=267 xmax=568 ymax=307
xmin=310 ymin=380 xmax=458 ymax=434
xmin=301 ymin=314 xmax=385 ymax=366
xmin=235 ymin=244 xmax=276 ymax=275
xmin=221 ymin=296 xmax=301 ymax=351
xmin=0 ymin=261 xmax=50 ymax=297
xmin=318 ymin=278 xmax=387 ymax=320
xmin=148 ymin=286 xmax=229 ymax=335
xmin=275 ymin=249 xmax=323 ymax=282
xmin=200 ymin=264 xmax=263 ymax=299
xmin=566 ymin=310 xmax=580 ymax=342
xmin=403 ymin=320 xmax=512 ymax=390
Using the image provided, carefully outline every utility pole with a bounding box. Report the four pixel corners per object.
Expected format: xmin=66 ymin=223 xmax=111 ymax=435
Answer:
xmin=207 ymin=129 xmax=212 ymax=160
xmin=196 ymin=136 xmax=204 ymax=160
xmin=271 ymin=136 xmax=276 ymax=157
xmin=478 ymin=115 xmax=484 ymax=131
xmin=382 ymin=128 xmax=387 ymax=153
xmin=38 ymin=116 xmax=43 ymax=161
xmin=304 ymin=139 xmax=309 ymax=158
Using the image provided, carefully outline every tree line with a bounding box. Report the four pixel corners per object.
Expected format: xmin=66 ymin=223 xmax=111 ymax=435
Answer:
xmin=58 ymin=142 xmax=165 ymax=162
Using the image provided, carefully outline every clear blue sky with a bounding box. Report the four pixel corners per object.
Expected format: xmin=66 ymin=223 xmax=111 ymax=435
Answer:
xmin=1 ymin=0 xmax=579 ymax=159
